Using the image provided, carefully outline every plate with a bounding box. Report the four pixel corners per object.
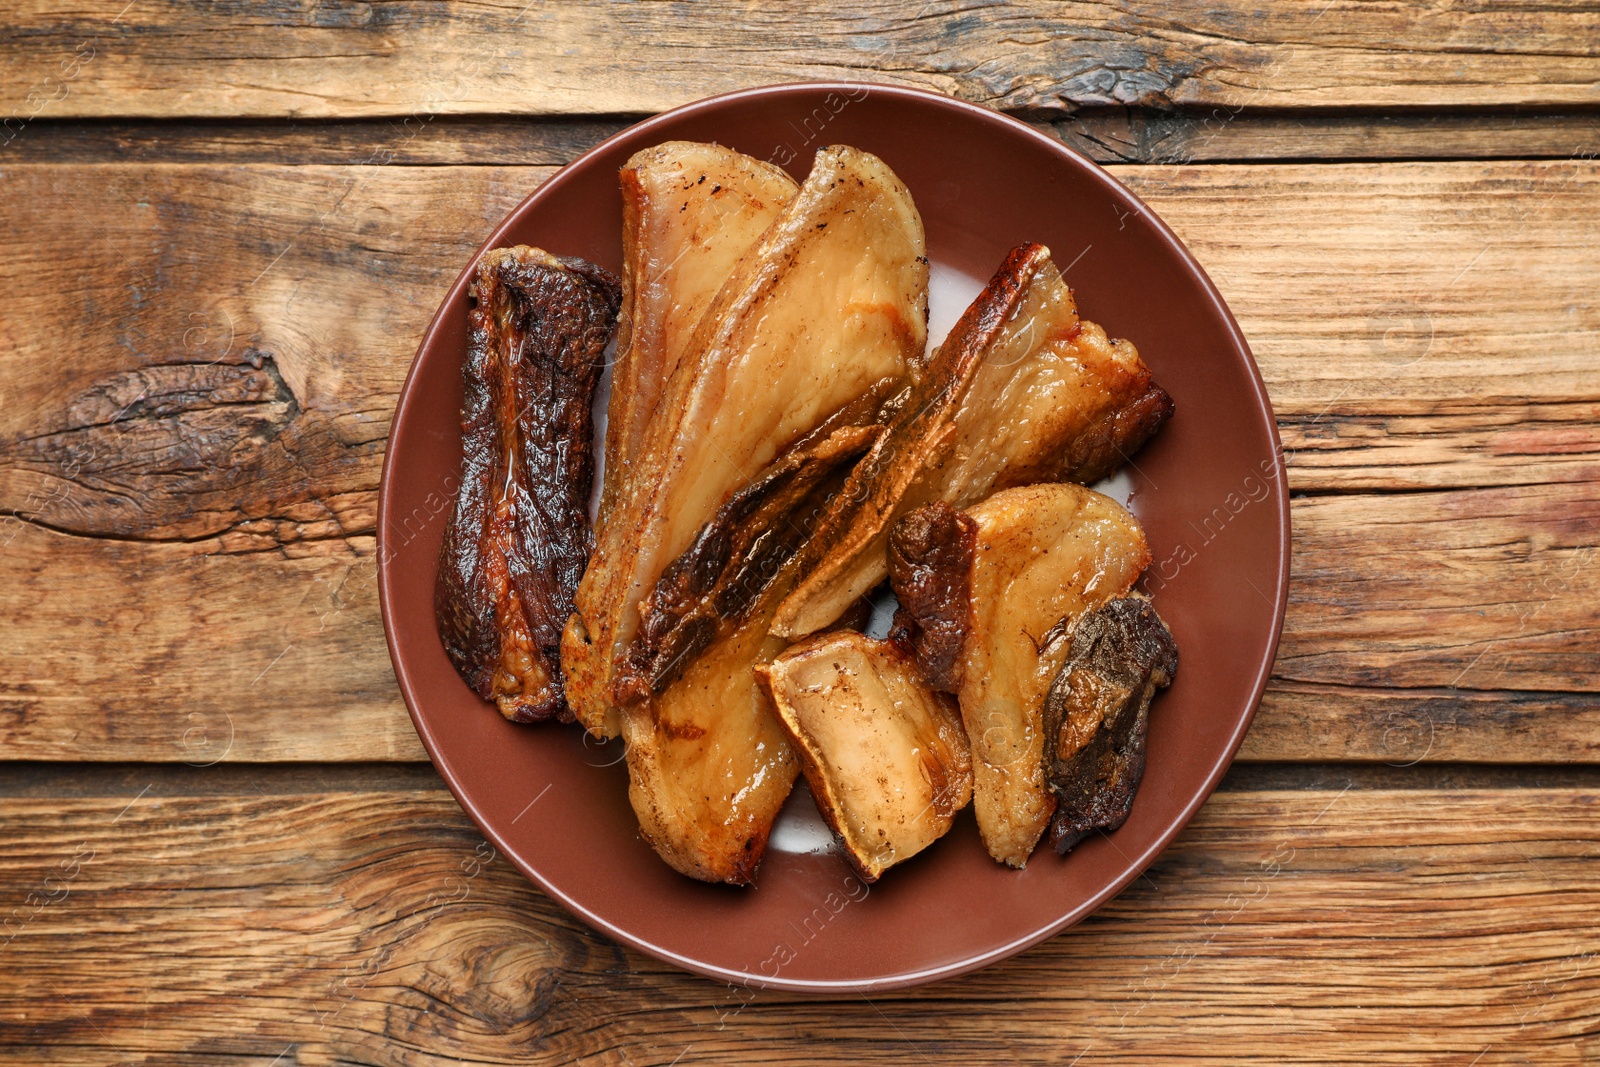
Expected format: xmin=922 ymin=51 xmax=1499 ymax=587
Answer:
xmin=378 ymin=82 xmax=1289 ymax=992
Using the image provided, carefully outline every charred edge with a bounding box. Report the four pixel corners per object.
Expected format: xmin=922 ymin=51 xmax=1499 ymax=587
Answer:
xmin=616 ymin=414 xmax=884 ymax=703
xmin=435 ymin=246 xmax=620 ymax=726
xmin=885 ymin=501 xmax=978 ymax=693
xmin=1052 ymin=382 xmax=1175 ymax=486
xmin=1043 ymin=596 xmax=1178 ymax=854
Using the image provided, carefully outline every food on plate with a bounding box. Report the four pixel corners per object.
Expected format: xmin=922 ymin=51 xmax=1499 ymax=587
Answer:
xmin=617 ymin=416 xmax=886 ymax=884
xmin=435 ymin=137 xmax=1182 ymax=886
xmin=569 ymin=143 xmax=800 ymax=739
xmin=1044 ymin=596 xmax=1176 ymax=853
xmin=435 ymin=246 xmax=620 ymax=722
xmin=884 ymin=500 xmax=976 ymax=693
xmin=562 ymin=143 xmax=929 ymax=750
xmin=889 ymin=484 xmax=1157 ymax=867
xmin=588 ymin=145 xmax=930 ymax=883
xmin=619 ymin=388 xmax=891 ymax=702
xmin=771 ymin=241 xmax=1172 ymax=639
xmin=759 ymin=631 xmax=972 ymax=882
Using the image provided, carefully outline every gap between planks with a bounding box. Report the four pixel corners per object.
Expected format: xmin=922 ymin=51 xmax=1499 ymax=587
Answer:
xmin=3 ymin=108 xmax=1597 ymax=167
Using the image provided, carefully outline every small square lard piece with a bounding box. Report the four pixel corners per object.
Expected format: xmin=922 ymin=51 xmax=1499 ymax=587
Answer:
xmin=758 ymin=631 xmax=972 ymax=882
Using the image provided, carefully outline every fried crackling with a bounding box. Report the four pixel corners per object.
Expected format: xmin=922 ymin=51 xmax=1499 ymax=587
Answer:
xmin=889 ymin=484 xmax=1151 ymax=867
xmin=774 ymin=242 xmax=1172 ymax=639
xmin=885 ymin=501 xmax=976 ymax=693
xmin=563 ymin=145 xmax=929 ymax=744
xmin=618 ymin=410 xmax=897 ymax=885
xmin=758 ymin=631 xmax=972 ymax=882
xmin=436 ymin=246 xmax=620 ymax=723
xmin=566 ymin=145 xmax=800 ymax=738
xmin=618 ymin=382 xmax=897 ymax=702
xmin=1043 ymin=596 xmax=1177 ymax=855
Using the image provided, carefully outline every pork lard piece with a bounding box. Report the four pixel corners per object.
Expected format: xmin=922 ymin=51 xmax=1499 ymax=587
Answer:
xmin=567 ymin=143 xmax=799 ymax=738
xmin=618 ymin=414 xmax=885 ymax=885
xmin=774 ymin=242 xmax=1171 ymax=639
xmin=436 ymin=247 xmax=620 ymax=723
xmin=889 ymin=484 xmax=1151 ymax=867
xmin=1044 ymin=596 xmax=1177 ymax=854
xmin=759 ymin=631 xmax=972 ymax=882
xmin=562 ymin=145 xmax=929 ymax=748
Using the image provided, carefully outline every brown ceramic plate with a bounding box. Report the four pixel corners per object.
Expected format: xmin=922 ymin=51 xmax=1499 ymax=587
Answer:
xmin=378 ymin=82 xmax=1288 ymax=992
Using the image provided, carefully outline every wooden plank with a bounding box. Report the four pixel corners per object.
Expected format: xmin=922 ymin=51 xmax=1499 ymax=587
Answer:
xmin=0 ymin=159 xmax=1594 ymax=761
xmin=0 ymin=164 xmax=542 ymax=539
xmin=0 ymin=159 xmax=1593 ymax=524
xmin=1056 ymin=108 xmax=1600 ymax=165
xmin=1115 ymin=160 xmax=1600 ymax=414
xmin=0 ymin=117 xmax=624 ymax=167
xmin=1279 ymin=401 xmax=1600 ymax=492
xmin=1 ymin=482 xmax=1595 ymax=761
xmin=4 ymin=1 xmax=1600 ymax=121
xmin=1277 ymin=482 xmax=1600 ymax=695
xmin=0 ymin=785 xmax=1597 ymax=1063
xmin=7 ymin=110 xmax=1599 ymax=167
xmin=1240 ymin=682 xmax=1600 ymax=764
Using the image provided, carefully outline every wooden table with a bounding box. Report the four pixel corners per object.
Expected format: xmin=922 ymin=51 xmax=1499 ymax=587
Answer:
xmin=2 ymin=4 xmax=1598 ymax=1063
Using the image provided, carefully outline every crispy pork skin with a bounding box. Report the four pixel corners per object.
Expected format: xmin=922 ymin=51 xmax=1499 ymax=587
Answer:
xmin=618 ymin=385 xmax=896 ymax=702
xmin=774 ymin=242 xmax=1172 ymax=639
xmin=567 ymin=144 xmax=799 ymax=738
xmin=758 ymin=631 xmax=972 ymax=882
xmin=1044 ymin=596 xmax=1177 ymax=854
xmin=436 ymin=247 xmax=620 ymax=723
xmin=569 ymin=145 xmax=929 ymax=884
xmin=618 ymin=414 xmax=895 ymax=885
xmin=890 ymin=484 xmax=1151 ymax=867
xmin=885 ymin=501 xmax=976 ymax=693
xmin=563 ymin=145 xmax=929 ymax=755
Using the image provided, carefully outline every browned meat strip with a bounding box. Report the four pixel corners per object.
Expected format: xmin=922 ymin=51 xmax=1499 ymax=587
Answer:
xmin=885 ymin=500 xmax=976 ymax=693
xmin=615 ymin=383 xmax=896 ymax=702
xmin=773 ymin=242 xmax=1173 ymax=639
xmin=435 ymin=246 xmax=620 ymax=723
xmin=1043 ymin=596 xmax=1178 ymax=854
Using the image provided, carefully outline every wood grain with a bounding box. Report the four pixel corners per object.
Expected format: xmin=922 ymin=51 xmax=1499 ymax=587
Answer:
xmin=0 ymin=159 xmax=1594 ymax=761
xmin=0 ymin=479 xmax=1594 ymax=763
xmin=7 ymin=109 xmax=1598 ymax=167
xmin=1240 ymin=682 xmax=1600 ymax=764
xmin=1 ymin=784 xmax=1597 ymax=1064
xmin=1 ymin=158 xmax=1594 ymax=538
xmin=4 ymin=1 xmax=1600 ymax=121
xmin=1056 ymin=108 xmax=1600 ymax=165
xmin=1116 ymin=160 xmax=1600 ymax=414
xmin=1279 ymin=400 xmax=1600 ymax=492
xmin=2 ymin=4 xmax=1595 ymax=1060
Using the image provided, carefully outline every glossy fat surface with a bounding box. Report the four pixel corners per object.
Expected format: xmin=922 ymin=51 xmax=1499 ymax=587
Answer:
xmin=621 ymin=593 xmax=800 ymax=884
xmin=568 ymin=145 xmax=926 ymax=740
xmin=437 ymin=247 xmax=617 ymax=724
xmin=567 ymin=142 xmax=798 ymax=738
xmin=762 ymin=631 xmax=971 ymax=882
xmin=773 ymin=246 xmax=1152 ymax=638
xmin=606 ymin=142 xmax=799 ymax=491
xmin=960 ymin=484 xmax=1150 ymax=867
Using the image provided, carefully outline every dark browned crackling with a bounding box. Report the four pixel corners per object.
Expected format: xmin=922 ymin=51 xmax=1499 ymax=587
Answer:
xmin=886 ymin=501 xmax=977 ymax=693
xmin=618 ymin=382 xmax=901 ymax=701
xmin=1044 ymin=596 xmax=1179 ymax=854
xmin=435 ymin=247 xmax=620 ymax=723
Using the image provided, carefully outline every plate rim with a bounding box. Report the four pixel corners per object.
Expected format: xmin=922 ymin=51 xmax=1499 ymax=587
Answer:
xmin=377 ymin=79 xmax=1291 ymax=992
